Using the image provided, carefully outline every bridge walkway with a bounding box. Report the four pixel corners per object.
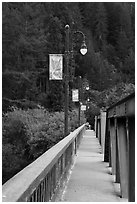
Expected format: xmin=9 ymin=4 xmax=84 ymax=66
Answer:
xmin=57 ymin=130 xmax=126 ymax=202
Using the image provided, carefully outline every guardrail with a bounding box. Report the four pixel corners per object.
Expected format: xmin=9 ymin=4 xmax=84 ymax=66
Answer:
xmin=2 ymin=124 xmax=86 ymax=202
xmin=95 ymin=93 xmax=135 ymax=202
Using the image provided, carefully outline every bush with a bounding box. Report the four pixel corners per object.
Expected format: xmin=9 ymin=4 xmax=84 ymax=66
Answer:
xmin=2 ymin=98 xmax=39 ymax=113
xmin=2 ymin=143 xmax=28 ymax=184
xmin=2 ymin=107 xmax=86 ymax=183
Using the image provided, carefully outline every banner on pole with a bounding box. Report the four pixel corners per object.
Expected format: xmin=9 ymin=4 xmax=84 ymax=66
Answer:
xmin=49 ymin=54 xmax=63 ymax=80
xmin=81 ymin=105 xmax=86 ymax=111
xmin=72 ymin=89 xmax=79 ymax=102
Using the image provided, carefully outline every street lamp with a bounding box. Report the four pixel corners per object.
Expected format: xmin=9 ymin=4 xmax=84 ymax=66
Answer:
xmin=87 ymin=98 xmax=90 ymax=102
xmin=86 ymin=86 xmax=89 ymax=91
xmin=73 ymin=30 xmax=87 ymax=56
xmin=80 ymin=41 xmax=87 ymax=55
xmin=64 ymin=24 xmax=87 ymax=137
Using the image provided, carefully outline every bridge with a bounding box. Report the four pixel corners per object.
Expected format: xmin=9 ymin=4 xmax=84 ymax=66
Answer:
xmin=2 ymin=93 xmax=135 ymax=202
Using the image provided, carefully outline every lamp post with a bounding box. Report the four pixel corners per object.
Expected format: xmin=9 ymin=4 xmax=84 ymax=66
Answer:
xmin=78 ymin=76 xmax=82 ymax=127
xmin=64 ymin=24 xmax=87 ymax=137
xmin=64 ymin=25 xmax=70 ymax=138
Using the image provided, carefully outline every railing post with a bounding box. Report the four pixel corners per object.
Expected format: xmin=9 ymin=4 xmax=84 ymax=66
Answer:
xmin=127 ymin=117 xmax=135 ymax=201
xmin=115 ymin=118 xmax=120 ymax=183
xmin=100 ymin=111 xmax=106 ymax=154
xmin=96 ymin=117 xmax=98 ymax=138
xmin=108 ymin=119 xmax=112 ymax=167
xmin=104 ymin=113 xmax=110 ymax=162
xmin=98 ymin=117 xmax=101 ymax=144
xmin=109 ymin=118 xmax=116 ymax=175
xmin=117 ymin=118 xmax=128 ymax=198
xmin=94 ymin=116 xmax=97 ymax=133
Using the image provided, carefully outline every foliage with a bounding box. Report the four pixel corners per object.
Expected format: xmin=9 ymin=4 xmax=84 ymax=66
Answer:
xmin=101 ymin=82 xmax=135 ymax=108
xmin=3 ymin=2 xmax=135 ymax=93
xmin=2 ymin=71 xmax=31 ymax=100
xmin=2 ymin=98 xmax=39 ymax=113
xmin=86 ymin=83 xmax=135 ymax=109
xmin=2 ymin=107 xmax=86 ymax=183
xmin=46 ymin=81 xmax=64 ymax=111
xmin=2 ymin=143 xmax=28 ymax=184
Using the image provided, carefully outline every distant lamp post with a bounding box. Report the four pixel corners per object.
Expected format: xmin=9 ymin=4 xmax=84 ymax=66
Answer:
xmin=64 ymin=24 xmax=87 ymax=137
xmin=86 ymin=98 xmax=90 ymax=111
xmin=78 ymin=76 xmax=82 ymax=127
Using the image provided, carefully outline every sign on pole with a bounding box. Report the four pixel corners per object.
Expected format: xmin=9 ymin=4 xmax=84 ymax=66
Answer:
xmin=49 ymin=54 xmax=63 ymax=80
xmin=81 ymin=105 xmax=86 ymax=111
xmin=72 ymin=89 xmax=79 ymax=102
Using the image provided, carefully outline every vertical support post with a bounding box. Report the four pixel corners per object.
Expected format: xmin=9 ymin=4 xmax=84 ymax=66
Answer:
xmin=64 ymin=25 xmax=70 ymax=137
xmin=117 ymin=118 xmax=128 ymax=198
xmin=127 ymin=117 xmax=135 ymax=202
xmin=94 ymin=116 xmax=97 ymax=133
xmin=115 ymin=118 xmax=120 ymax=183
xmin=104 ymin=113 xmax=110 ymax=162
xmin=98 ymin=117 xmax=101 ymax=144
xmin=78 ymin=76 xmax=82 ymax=127
xmin=96 ymin=117 xmax=98 ymax=138
xmin=100 ymin=111 xmax=106 ymax=154
xmin=110 ymin=118 xmax=116 ymax=175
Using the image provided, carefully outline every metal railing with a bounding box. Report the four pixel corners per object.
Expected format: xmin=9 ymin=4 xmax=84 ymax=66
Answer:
xmin=95 ymin=93 xmax=135 ymax=202
xmin=2 ymin=124 xmax=86 ymax=202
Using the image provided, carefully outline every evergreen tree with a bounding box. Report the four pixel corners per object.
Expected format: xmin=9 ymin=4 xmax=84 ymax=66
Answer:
xmin=2 ymin=2 xmax=135 ymax=105
xmin=93 ymin=3 xmax=108 ymax=50
xmin=116 ymin=30 xmax=130 ymax=62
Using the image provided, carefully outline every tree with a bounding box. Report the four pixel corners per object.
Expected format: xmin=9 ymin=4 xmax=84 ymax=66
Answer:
xmin=2 ymin=2 xmax=135 ymax=105
xmin=122 ymin=49 xmax=135 ymax=83
xmin=116 ymin=30 xmax=130 ymax=62
xmin=93 ymin=3 xmax=108 ymax=50
xmin=2 ymin=2 xmax=48 ymax=72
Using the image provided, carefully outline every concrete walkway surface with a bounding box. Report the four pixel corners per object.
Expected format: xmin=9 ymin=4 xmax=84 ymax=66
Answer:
xmin=59 ymin=130 xmax=126 ymax=202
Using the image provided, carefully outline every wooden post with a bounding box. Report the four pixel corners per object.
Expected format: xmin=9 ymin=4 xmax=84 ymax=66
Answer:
xmin=98 ymin=118 xmax=101 ymax=145
xmin=104 ymin=114 xmax=110 ymax=162
xmin=100 ymin=111 xmax=106 ymax=154
xmin=96 ymin=117 xmax=98 ymax=138
xmin=64 ymin=25 xmax=70 ymax=137
xmin=127 ymin=117 xmax=135 ymax=201
xmin=115 ymin=118 xmax=120 ymax=183
xmin=94 ymin=116 xmax=97 ymax=133
xmin=117 ymin=118 xmax=128 ymax=198
xmin=110 ymin=118 xmax=116 ymax=175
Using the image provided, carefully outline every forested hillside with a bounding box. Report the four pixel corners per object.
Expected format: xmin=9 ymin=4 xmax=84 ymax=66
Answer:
xmin=3 ymin=2 xmax=135 ymax=110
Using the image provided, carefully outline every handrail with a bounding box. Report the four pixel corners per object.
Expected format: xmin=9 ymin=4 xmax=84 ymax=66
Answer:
xmin=107 ymin=92 xmax=135 ymax=118
xmin=95 ymin=92 xmax=135 ymax=201
xmin=107 ymin=92 xmax=135 ymax=111
xmin=2 ymin=124 xmax=86 ymax=202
